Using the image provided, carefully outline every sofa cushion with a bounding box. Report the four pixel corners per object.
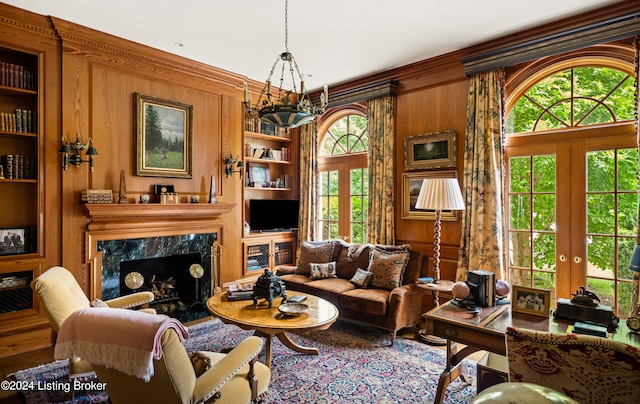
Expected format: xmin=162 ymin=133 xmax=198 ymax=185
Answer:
xmin=350 ymin=268 xmax=373 ymax=288
xmin=304 ymin=277 xmax=354 ymax=296
xmin=310 ymin=262 xmax=337 ymax=279
xmin=367 ymin=245 xmax=410 ymax=291
xmin=279 ymin=273 xmax=314 ymax=289
xmin=340 ymin=288 xmax=390 ymax=316
xmin=297 ymin=241 xmax=336 ymax=275
xmin=335 ymin=244 xmax=371 ymax=280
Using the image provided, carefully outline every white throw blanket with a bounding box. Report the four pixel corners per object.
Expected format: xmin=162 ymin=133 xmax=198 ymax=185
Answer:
xmin=54 ymin=307 xmax=188 ymax=382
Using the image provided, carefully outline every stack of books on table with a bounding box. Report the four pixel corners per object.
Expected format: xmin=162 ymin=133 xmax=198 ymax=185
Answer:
xmin=226 ymin=282 xmax=255 ymax=301
xmin=467 ymin=269 xmax=495 ymax=307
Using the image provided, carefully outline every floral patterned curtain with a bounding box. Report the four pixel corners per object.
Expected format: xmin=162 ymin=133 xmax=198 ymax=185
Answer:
xmin=632 ymin=37 xmax=640 ymax=317
xmin=298 ymin=122 xmax=318 ymax=251
xmin=367 ymin=96 xmax=396 ymax=245
xmin=456 ymin=70 xmax=506 ymax=281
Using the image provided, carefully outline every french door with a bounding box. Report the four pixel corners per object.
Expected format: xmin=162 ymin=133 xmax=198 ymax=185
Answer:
xmin=506 ymin=125 xmax=637 ymax=316
xmin=318 ymin=153 xmax=368 ymax=243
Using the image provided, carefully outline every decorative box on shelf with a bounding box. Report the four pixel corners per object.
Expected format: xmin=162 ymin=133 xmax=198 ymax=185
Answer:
xmin=158 ymin=192 xmax=179 ymax=204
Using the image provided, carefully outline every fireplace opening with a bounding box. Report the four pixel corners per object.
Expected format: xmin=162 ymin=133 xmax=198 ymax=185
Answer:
xmin=120 ymin=252 xmax=208 ymax=316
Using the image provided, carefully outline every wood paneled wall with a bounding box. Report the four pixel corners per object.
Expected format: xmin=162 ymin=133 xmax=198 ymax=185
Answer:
xmin=48 ymin=18 xmax=251 ymax=293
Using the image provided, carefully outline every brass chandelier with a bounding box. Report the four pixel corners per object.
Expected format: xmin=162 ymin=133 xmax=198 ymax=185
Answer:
xmin=244 ymin=0 xmax=327 ymax=129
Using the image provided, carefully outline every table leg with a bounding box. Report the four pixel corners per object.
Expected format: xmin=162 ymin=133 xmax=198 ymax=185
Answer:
xmin=276 ymin=332 xmax=319 ymax=355
xmin=417 ymin=290 xmax=447 ymax=345
xmin=433 ymin=339 xmax=477 ymax=404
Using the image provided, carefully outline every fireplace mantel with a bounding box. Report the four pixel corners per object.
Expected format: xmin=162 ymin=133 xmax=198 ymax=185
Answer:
xmin=85 ymin=203 xmax=235 ymax=231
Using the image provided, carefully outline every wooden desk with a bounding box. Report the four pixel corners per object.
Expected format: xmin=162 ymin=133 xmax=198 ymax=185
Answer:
xmin=422 ymin=299 xmax=640 ymax=404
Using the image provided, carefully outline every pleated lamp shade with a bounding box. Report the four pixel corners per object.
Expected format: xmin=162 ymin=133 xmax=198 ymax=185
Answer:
xmin=415 ymin=178 xmax=465 ymax=211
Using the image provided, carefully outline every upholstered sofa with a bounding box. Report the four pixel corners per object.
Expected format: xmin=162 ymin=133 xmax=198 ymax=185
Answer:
xmin=275 ymin=240 xmax=427 ymax=345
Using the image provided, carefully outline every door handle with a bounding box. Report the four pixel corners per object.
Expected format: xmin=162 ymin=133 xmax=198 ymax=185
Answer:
xmin=559 ymin=255 xmax=568 ymax=262
xmin=573 ymin=256 xmax=582 ymax=264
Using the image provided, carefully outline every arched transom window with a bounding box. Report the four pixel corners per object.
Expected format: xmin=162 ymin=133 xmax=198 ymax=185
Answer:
xmin=319 ymin=114 xmax=369 ymax=156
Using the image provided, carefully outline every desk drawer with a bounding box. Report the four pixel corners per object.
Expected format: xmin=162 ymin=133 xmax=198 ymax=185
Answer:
xmin=432 ymin=322 xmax=506 ymax=355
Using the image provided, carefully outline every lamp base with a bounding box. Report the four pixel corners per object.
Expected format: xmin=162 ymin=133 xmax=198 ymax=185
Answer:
xmin=416 ymin=329 xmax=447 ymax=346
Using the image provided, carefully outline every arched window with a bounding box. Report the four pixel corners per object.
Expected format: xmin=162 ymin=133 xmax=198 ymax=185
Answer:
xmin=504 ymin=51 xmax=637 ymax=318
xmin=317 ymin=110 xmax=369 ymax=242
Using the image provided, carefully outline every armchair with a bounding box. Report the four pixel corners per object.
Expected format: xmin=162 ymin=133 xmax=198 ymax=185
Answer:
xmin=55 ymin=308 xmax=271 ymax=404
xmin=31 ymin=266 xmax=156 ymax=374
xmin=505 ymin=327 xmax=640 ymax=404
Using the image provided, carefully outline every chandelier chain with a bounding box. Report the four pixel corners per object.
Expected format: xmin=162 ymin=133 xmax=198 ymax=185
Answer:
xmin=284 ymin=0 xmax=289 ymax=52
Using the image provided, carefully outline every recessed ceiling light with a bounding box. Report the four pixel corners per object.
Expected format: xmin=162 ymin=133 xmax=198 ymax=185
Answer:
xmin=174 ymin=42 xmax=184 ymax=47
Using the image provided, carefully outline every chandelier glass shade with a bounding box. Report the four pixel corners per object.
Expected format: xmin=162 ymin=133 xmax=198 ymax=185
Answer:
xmin=244 ymin=0 xmax=327 ymax=129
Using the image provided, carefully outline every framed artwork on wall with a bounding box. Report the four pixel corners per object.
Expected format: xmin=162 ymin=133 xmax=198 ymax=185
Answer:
xmin=404 ymin=130 xmax=456 ymax=170
xmin=247 ymin=162 xmax=270 ymax=186
xmin=135 ymin=93 xmax=193 ymax=178
xmin=511 ymin=285 xmax=551 ymax=318
xmin=401 ymin=170 xmax=460 ymax=221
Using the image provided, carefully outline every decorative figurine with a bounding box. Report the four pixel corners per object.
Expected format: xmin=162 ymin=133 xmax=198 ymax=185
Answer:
xmin=118 ymin=169 xmax=128 ymax=204
xmin=209 ymin=175 xmax=217 ymax=204
xmin=252 ymin=269 xmax=287 ymax=308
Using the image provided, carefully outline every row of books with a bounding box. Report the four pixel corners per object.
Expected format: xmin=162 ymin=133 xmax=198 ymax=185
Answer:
xmin=1 ymin=155 xmax=37 ymax=180
xmin=246 ymin=258 xmax=264 ymax=272
xmin=0 ymin=61 xmax=37 ymax=90
xmin=81 ymin=189 xmax=114 ymax=204
xmin=467 ymin=269 xmax=496 ymax=307
xmin=244 ymin=144 xmax=291 ymax=162
xmin=243 ymin=117 xmax=289 ymax=138
xmin=274 ymin=249 xmax=292 ymax=265
xmin=1 ymin=109 xmax=37 ymax=134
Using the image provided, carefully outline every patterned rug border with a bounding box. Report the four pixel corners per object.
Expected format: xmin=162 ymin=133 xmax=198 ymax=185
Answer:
xmin=11 ymin=318 xmax=478 ymax=403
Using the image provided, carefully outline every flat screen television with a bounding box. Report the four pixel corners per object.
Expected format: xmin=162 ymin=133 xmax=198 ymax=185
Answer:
xmin=249 ymin=199 xmax=300 ymax=232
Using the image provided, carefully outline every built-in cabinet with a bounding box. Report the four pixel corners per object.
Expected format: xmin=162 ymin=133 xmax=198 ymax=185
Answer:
xmin=241 ymin=117 xmax=299 ymax=274
xmin=0 ymin=47 xmax=40 ymax=321
xmin=0 ymin=8 xmax=63 ymax=357
xmin=243 ymin=232 xmax=297 ymax=276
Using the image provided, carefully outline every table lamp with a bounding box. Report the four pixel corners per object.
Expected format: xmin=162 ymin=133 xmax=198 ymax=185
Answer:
xmin=415 ymin=178 xmax=465 ymax=284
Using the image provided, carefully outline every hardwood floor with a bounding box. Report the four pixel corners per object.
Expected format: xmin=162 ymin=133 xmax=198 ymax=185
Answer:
xmin=0 ymin=326 xmax=485 ymax=403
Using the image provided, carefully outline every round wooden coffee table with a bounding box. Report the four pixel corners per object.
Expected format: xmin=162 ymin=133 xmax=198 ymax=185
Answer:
xmin=206 ymin=292 xmax=339 ymax=367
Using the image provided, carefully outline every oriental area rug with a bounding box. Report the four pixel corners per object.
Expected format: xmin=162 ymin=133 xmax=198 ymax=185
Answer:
xmin=10 ymin=318 xmax=477 ymax=403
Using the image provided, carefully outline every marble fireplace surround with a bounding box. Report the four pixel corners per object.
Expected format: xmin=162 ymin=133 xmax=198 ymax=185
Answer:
xmin=84 ymin=203 xmax=234 ymax=301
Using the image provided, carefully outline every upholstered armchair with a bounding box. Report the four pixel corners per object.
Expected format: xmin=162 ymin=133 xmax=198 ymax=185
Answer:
xmin=54 ymin=308 xmax=271 ymax=404
xmin=505 ymin=327 xmax=640 ymax=404
xmin=31 ymin=266 xmax=157 ymax=374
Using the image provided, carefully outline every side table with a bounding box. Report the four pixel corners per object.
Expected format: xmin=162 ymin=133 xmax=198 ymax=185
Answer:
xmin=416 ymin=280 xmax=455 ymax=345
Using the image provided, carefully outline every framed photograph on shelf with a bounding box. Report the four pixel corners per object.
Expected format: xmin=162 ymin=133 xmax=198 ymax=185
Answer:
xmin=401 ymin=170 xmax=460 ymax=220
xmin=135 ymin=93 xmax=193 ymax=178
xmin=404 ymin=130 xmax=456 ymax=170
xmin=511 ymin=285 xmax=551 ymax=318
xmin=0 ymin=227 xmax=27 ymax=255
xmin=247 ymin=162 xmax=270 ymax=186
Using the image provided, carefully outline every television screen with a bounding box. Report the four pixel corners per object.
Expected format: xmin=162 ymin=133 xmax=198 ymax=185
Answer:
xmin=249 ymin=199 xmax=300 ymax=232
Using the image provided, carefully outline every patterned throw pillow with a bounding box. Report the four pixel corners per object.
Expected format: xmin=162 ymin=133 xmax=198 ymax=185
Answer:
xmin=309 ymin=262 xmax=338 ymax=280
xmin=367 ymin=246 xmax=410 ymax=291
xmin=297 ymin=241 xmax=335 ymax=275
xmin=189 ymin=351 xmax=211 ymax=377
xmin=350 ymin=268 xmax=373 ymax=288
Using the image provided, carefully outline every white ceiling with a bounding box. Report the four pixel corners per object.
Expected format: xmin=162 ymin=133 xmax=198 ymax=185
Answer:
xmin=3 ymin=0 xmax=623 ymax=90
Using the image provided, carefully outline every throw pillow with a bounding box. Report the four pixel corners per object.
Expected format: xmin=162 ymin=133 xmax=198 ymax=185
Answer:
xmin=350 ymin=268 xmax=373 ymax=288
xmin=309 ymin=262 xmax=337 ymax=280
xmin=297 ymin=241 xmax=336 ymax=275
xmin=90 ymin=298 xmax=109 ymax=308
xmin=367 ymin=246 xmax=410 ymax=291
xmin=189 ymin=351 xmax=211 ymax=377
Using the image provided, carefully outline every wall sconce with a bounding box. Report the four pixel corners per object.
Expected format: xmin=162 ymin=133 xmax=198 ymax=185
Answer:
xmin=224 ymin=154 xmax=243 ymax=178
xmin=59 ymin=133 xmax=98 ymax=171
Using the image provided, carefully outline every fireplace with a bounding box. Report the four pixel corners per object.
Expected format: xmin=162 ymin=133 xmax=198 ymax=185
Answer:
xmin=84 ymin=203 xmax=234 ymax=322
xmin=97 ymin=233 xmax=217 ymax=321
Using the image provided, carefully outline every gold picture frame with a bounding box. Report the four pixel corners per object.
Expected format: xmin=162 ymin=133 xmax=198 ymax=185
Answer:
xmin=401 ymin=170 xmax=460 ymax=221
xmin=511 ymin=285 xmax=551 ymax=318
xmin=135 ymin=93 xmax=193 ymax=178
xmin=404 ymin=130 xmax=456 ymax=170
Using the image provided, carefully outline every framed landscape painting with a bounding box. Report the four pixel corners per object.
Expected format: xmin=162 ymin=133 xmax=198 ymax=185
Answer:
xmin=135 ymin=93 xmax=193 ymax=178
xmin=404 ymin=130 xmax=456 ymax=170
xmin=401 ymin=170 xmax=459 ymax=221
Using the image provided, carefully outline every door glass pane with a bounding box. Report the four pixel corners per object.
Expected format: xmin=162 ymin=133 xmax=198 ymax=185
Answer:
xmin=509 ymin=157 xmax=530 ymax=192
xmin=587 ymin=150 xmax=614 ymax=192
xmin=533 ymin=233 xmax=555 ymax=271
xmin=533 ymin=194 xmax=555 ymax=231
xmin=509 ymin=232 xmax=531 ymax=268
xmin=617 ymin=237 xmax=636 ymax=281
xmin=533 ymin=155 xmax=556 ymax=192
xmin=350 ymin=168 xmax=368 ymax=243
xmin=587 ymin=194 xmax=614 ymax=234
xmin=510 ymin=194 xmax=531 ymax=230
xmin=318 ymin=170 xmax=339 ymax=240
xmin=587 ymin=235 xmax=614 ymax=278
